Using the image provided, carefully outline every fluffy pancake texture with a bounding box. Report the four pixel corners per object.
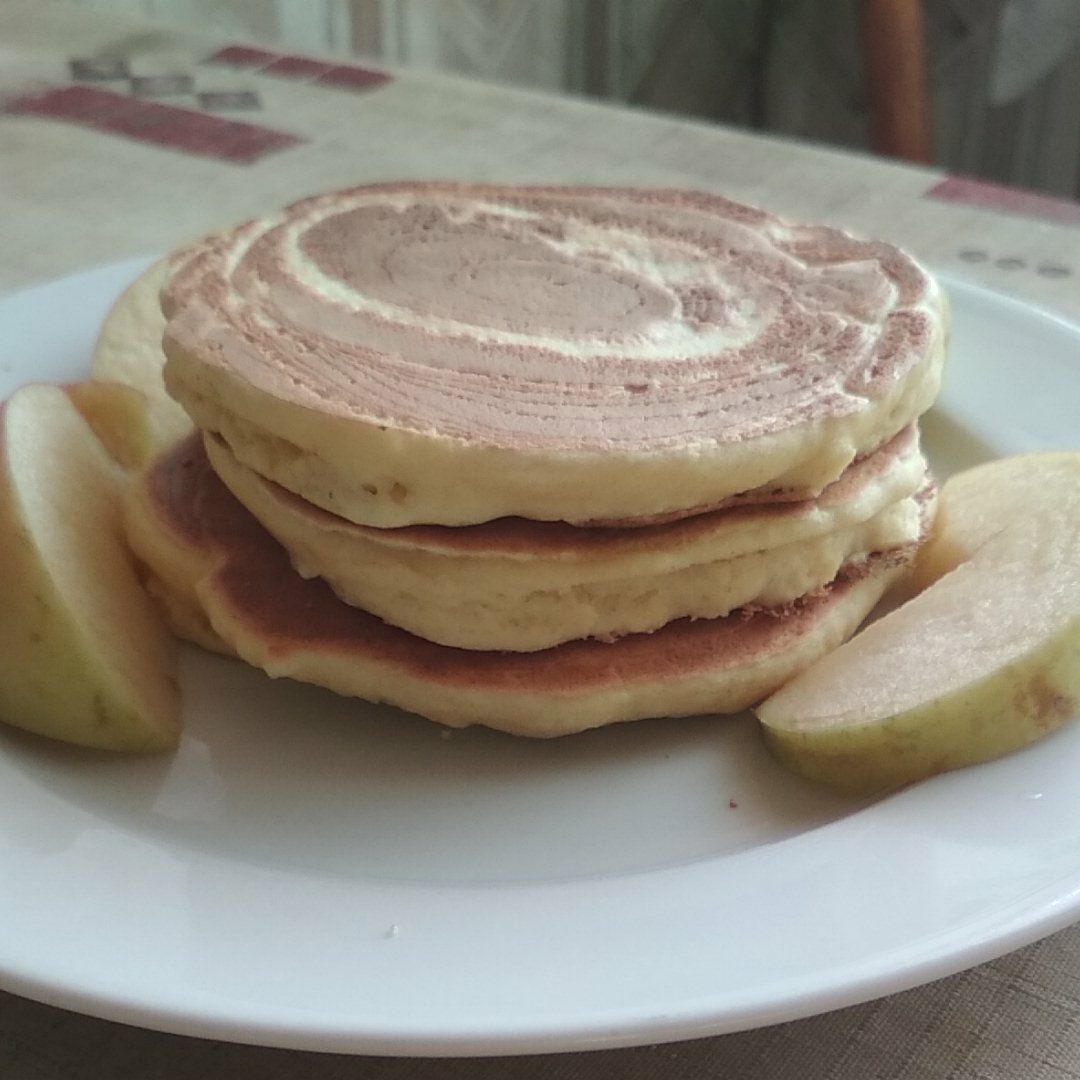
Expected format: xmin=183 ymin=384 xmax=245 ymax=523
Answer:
xmin=124 ymin=438 xmax=922 ymax=736
xmin=162 ymin=182 xmax=948 ymax=527
xmin=204 ymin=426 xmax=930 ymax=651
xmin=91 ymin=258 xmax=193 ymax=454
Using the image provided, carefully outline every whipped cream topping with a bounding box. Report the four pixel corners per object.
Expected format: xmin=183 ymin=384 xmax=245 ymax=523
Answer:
xmin=163 ymin=183 xmax=940 ymax=451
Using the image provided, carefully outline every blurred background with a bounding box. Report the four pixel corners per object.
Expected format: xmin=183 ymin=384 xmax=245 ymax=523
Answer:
xmin=52 ymin=0 xmax=1080 ymax=198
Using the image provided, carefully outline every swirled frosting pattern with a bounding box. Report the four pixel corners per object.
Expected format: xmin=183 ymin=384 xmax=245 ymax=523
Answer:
xmin=163 ymin=182 xmax=939 ymax=451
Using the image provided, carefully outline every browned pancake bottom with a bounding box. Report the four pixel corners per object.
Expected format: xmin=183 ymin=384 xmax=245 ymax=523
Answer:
xmin=147 ymin=438 xmax=909 ymax=691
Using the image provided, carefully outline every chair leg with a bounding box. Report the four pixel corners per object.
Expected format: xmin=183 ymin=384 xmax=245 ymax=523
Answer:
xmin=857 ymin=0 xmax=933 ymax=163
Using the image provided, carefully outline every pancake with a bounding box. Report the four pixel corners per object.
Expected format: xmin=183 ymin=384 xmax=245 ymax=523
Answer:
xmin=124 ymin=437 xmax=923 ymax=737
xmin=90 ymin=258 xmax=193 ymax=454
xmin=161 ymin=182 xmax=948 ymax=528
xmin=204 ymin=426 xmax=930 ymax=651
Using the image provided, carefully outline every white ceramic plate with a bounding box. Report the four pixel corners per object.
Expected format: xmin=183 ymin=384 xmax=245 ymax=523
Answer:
xmin=0 ymin=259 xmax=1079 ymax=1057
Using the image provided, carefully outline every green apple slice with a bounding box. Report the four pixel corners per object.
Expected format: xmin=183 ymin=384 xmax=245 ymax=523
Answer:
xmin=757 ymin=453 xmax=1080 ymax=796
xmin=0 ymin=383 xmax=180 ymax=751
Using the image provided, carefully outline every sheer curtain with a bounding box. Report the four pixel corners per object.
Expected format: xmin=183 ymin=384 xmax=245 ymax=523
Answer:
xmin=64 ymin=0 xmax=1080 ymax=197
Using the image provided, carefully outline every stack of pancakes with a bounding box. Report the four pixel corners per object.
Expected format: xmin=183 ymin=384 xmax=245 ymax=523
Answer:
xmin=124 ymin=182 xmax=948 ymax=736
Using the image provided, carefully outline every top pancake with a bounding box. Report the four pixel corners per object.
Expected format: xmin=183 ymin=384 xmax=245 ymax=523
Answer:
xmin=162 ymin=182 xmax=948 ymax=527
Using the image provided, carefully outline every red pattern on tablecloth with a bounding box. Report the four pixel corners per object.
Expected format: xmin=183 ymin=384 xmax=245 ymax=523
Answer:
xmin=4 ymin=85 xmax=303 ymax=162
xmin=928 ymin=175 xmax=1080 ymax=228
xmin=206 ymin=45 xmax=392 ymax=91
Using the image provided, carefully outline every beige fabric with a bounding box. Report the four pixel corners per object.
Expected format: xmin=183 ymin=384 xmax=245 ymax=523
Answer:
xmin=3 ymin=11 xmax=1078 ymax=318
xmin=3 ymin=1 xmax=1080 ymax=1076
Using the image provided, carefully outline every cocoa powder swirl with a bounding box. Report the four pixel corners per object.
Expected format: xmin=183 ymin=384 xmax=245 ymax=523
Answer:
xmin=162 ymin=182 xmax=940 ymax=451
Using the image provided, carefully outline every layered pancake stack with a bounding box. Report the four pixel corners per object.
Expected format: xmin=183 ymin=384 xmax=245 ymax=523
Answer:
xmin=125 ymin=182 xmax=948 ymax=736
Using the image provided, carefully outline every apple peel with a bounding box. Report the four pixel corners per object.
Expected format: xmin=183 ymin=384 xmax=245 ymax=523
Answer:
xmin=757 ymin=453 xmax=1080 ymax=796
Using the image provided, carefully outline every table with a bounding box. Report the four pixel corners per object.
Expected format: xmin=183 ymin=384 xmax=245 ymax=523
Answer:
xmin=2 ymin=3 xmax=1080 ymax=1077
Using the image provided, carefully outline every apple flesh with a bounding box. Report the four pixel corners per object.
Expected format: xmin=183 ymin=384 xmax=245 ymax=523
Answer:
xmin=756 ymin=453 xmax=1080 ymax=796
xmin=65 ymin=380 xmax=153 ymax=470
xmin=0 ymin=384 xmax=180 ymax=751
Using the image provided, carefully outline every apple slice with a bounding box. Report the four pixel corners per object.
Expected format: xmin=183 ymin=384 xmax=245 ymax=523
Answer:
xmin=756 ymin=453 xmax=1080 ymax=796
xmin=65 ymin=380 xmax=154 ymax=469
xmin=0 ymin=383 xmax=180 ymax=751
